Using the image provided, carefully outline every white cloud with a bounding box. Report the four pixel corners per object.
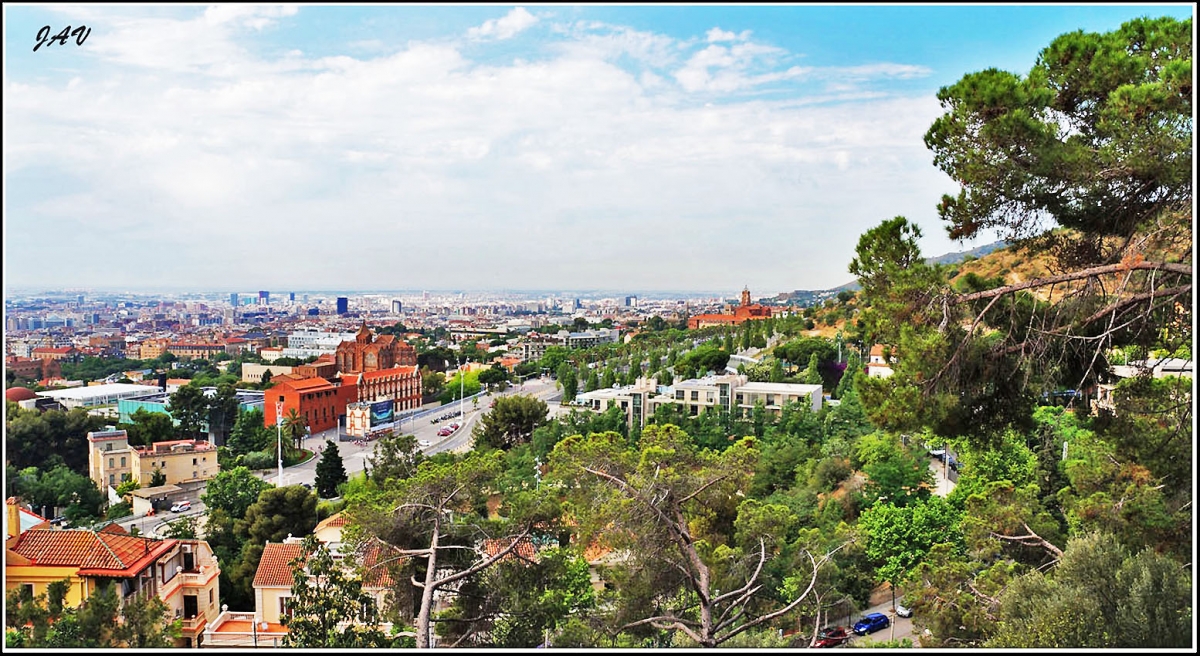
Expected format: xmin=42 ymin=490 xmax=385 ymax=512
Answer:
xmin=467 ymin=7 xmax=538 ymax=41
xmin=706 ymin=27 xmax=749 ymax=42
xmin=6 ymin=8 xmax=959 ymax=292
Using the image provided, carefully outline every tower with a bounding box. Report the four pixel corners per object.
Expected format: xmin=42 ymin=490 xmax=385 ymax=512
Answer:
xmin=741 ymin=287 xmax=751 ymax=306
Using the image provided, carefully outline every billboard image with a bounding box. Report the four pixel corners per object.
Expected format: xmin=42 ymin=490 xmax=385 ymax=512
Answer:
xmin=370 ymin=400 xmax=394 ymax=427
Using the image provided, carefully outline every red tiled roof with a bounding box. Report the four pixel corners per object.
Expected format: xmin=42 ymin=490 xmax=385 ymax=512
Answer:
xmin=276 ymin=377 xmax=335 ymax=392
xmin=31 ymin=347 xmax=76 ymax=354
xmin=98 ymin=523 xmax=129 ymax=535
xmin=361 ymin=541 xmax=398 ymax=588
xmin=253 ymin=542 xmax=305 ymax=588
xmin=9 ymin=528 xmax=177 ymax=577
xmin=481 ymin=537 xmax=537 ymax=563
xmin=315 ymin=513 xmax=349 ymax=531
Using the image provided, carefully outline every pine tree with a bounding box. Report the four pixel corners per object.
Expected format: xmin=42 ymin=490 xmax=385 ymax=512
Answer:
xmin=803 ymin=353 xmax=823 ymax=386
xmin=314 ymin=440 xmax=347 ymax=499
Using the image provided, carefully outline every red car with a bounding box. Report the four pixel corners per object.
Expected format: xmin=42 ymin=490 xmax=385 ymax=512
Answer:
xmin=813 ymin=626 xmax=849 ymax=648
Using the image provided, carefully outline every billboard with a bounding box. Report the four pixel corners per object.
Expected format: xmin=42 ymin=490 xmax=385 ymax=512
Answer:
xmin=369 ymin=400 xmax=394 ymax=427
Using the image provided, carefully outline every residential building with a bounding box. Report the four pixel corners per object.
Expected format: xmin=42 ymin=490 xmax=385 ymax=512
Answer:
xmin=166 ymin=342 xmax=228 ymax=360
xmin=139 ymin=339 xmax=170 ymax=360
xmin=573 ymin=377 xmax=659 ymax=429
xmin=866 ymin=345 xmax=894 ymax=378
xmin=87 ymin=429 xmax=219 ymax=493
xmin=204 ymin=514 xmax=393 ymax=648
xmin=577 ymin=374 xmax=823 ymax=428
xmin=5 ymin=523 xmax=221 ymax=648
xmin=687 ymin=288 xmax=773 ymax=329
xmin=29 ymin=346 xmax=81 ymax=362
xmin=259 ymin=347 xmax=284 ymax=362
xmin=240 ymin=363 xmax=295 ymax=384
xmin=560 ymin=328 xmax=620 ymax=350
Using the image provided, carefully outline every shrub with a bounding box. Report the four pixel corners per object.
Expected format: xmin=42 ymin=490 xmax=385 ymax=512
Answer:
xmin=241 ymin=450 xmax=275 ymax=470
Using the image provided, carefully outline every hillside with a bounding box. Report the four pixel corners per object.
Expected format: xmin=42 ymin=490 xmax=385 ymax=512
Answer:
xmin=779 ymin=240 xmax=1008 ymax=306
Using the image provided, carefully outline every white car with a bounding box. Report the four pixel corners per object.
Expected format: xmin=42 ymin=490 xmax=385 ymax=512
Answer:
xmin=896 ymin=603 xmax=913 ymax=618
xmin=170 ymin=501 xmax=191 ymax=513
xmin=418 ymin=440 xmax=432 ymax=447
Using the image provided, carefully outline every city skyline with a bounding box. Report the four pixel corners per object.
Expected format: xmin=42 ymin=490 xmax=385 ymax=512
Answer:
xmin=5 ymin=3 xmax=1191 ymax=292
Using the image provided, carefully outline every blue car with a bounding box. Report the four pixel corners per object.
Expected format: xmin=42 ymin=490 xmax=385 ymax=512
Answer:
xmin=852 ymin=613 xmax=890 ymax=635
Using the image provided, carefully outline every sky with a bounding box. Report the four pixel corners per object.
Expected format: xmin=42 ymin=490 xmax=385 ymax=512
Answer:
xmin=4 ymin=3 xmax=1194 ymax=295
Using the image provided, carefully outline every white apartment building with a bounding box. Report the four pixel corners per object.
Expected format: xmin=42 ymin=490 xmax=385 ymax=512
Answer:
xmin=576 ymin=374 xmax=823 ymax=429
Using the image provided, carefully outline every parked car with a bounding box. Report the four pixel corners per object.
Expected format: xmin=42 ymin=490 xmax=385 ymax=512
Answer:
xmin=437 ymin=428 xmax=452 ymax=437
xmin=813 ymin=626 xmax=850 ymax=647
xmin=418 ymin=439 xmax=432 ymax=447
xmin=896 ymin=603 xmax=913 ymax=618
xmin=170 ymin=501 xmax=191 ymax=513
xmin=852 ymin=613 xmax=890 ymax=635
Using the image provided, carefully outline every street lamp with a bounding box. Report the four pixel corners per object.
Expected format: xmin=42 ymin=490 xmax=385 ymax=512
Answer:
xmin=275 ymin=402 xmax=284 ymax=485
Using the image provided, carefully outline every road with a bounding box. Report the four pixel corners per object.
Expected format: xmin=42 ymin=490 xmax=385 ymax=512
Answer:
xmin=260 ymin=376 xmax=564 ymax=488
xmin=119 ymin=499 xmax=208 ymax=538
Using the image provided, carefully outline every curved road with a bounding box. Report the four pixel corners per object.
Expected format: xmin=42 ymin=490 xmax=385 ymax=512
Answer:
xmin=261 ymin=376 xmax=562 ymax=487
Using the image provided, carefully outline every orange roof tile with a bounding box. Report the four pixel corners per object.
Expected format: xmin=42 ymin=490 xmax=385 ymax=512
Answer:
xmin=315 ymin=513 xmax=349 ymax=532
xmin=8 ymin=528 xmax=176 ymax=577
xmin=253 ymin=542 xmax=305 ymax=588
xmin=481 ymin=537 xmax=538 ymax=563
xmin=360 ymin=541 xmax=398 ymax=589
xmin=276 ymin=377 xmax=335 ymax=392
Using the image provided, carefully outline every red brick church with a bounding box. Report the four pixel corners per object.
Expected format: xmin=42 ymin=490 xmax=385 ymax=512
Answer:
xmin=687 ymin=288 xmax=774 ymax=329
xmin=335 ymin=321 xmax=417 ymax=374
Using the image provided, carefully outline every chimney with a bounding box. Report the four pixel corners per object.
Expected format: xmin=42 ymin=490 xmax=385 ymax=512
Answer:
xmin=6 ymin=501 xmax=21 ymax=539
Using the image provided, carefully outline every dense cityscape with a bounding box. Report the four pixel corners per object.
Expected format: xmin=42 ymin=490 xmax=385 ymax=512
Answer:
xmin=4 ymin=4 xmax=1193 ymax=652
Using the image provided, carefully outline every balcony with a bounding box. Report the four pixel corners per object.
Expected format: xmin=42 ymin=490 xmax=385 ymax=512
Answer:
xmin=179 ymin=615 xmax=207 ymax=633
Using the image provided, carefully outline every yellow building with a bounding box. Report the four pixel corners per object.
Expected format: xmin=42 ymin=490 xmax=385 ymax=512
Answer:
xmin=4 ymin=510 xmax=221 ymax=648
xmin=203 ymin=514 xmax=394 ymax=647
xmin=87 ymin=430 xmax=219 ymax=494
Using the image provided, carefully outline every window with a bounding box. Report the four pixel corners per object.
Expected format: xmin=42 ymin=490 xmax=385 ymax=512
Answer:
xmin=209 ymin=589 xmax=214 ymax=606
xmin=690 ymin=390 xmax=699 ymax=401
xmin=193 ymin=471 xmax=198 ymax=479
xmin=766 ymin=394 xmax=776 ymax=406
xmin=192 ymin=458 xmax=197 ymax=465
xmin=109 ymin=474 xmax=115 ymax=485
xmin=109 ymin=458 xmax=115 ymax=468
xmin=121 ymin=473 xmax=130 ymax=482
xmin=120 ymin=456 xmax=126 ymax=467
xmin=279 ymin=596 xmax=294 ymax=618
xmin=735 ymin=394 xmax=744 ymax=404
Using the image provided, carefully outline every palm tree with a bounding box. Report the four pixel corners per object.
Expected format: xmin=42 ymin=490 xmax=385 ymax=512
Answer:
xmin=282 ymin=408 xmax=308 ymax=454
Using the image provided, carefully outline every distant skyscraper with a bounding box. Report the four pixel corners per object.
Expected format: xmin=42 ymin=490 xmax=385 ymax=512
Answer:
xmin=337 ymin=297 xmax=348 ymax=315
xmin=258 ymin=290 xmax=270 ymax=305
xmin=230 ymin=293 xmax=239 ymax=307
xmin=289 ymin=292 xmax=295 ymax=302
xmin=624 ymin=295 xmax=637 ymax=308
xmin=573 ymin=298 xmax=582 ymax=310
xmin=77 ymin=294 xmax=85 ymax=305
xmin=391 ymin=300 xmax=403 ymax=314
